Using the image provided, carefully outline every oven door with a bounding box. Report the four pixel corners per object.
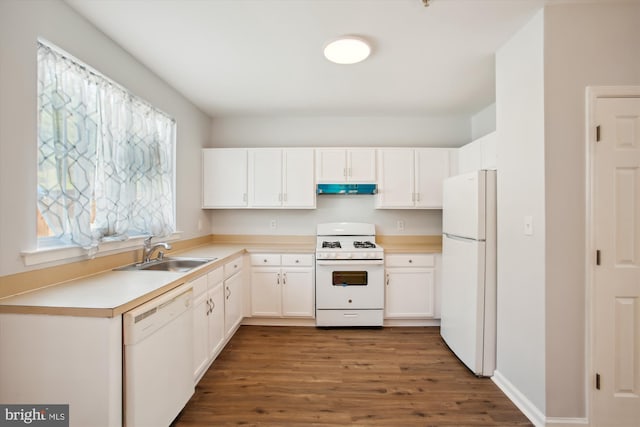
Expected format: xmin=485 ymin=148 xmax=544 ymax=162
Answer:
xmin=315 ymin=260 xmax=384 ymax=310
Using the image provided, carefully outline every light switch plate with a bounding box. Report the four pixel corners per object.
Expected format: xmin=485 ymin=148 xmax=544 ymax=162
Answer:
xmin=524 ymin=216 xmax=533 ymax=236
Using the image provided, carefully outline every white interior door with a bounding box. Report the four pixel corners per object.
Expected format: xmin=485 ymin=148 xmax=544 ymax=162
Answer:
xmin=592 ymin=95 xmax=640 ymax=426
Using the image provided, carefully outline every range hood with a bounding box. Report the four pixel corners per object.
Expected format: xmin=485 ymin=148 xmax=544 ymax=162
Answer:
xmin=316 ymin=184 xmax=377 ymax=195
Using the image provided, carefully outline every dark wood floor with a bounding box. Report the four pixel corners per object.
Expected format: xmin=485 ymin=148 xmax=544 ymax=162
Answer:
xmin=173 ymin=326 xmax=532 ymax=426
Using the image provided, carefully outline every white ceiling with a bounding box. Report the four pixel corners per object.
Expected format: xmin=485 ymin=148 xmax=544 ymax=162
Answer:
xmin=64 ymin=0 xmax=547 ymax=117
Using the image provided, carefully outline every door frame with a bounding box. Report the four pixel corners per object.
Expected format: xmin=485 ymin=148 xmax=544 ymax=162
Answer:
xmin=585 ymin=85 xmax=640 ymax=425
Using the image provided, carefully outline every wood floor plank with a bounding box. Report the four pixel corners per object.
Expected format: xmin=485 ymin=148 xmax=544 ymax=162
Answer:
xmin=173 ymin=326 xmax=532 ymax=426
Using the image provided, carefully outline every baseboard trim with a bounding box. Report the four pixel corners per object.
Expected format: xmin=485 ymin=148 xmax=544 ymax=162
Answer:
xmin=492 ymin=371 xmax=590 ymax=427
xmin=492 ymin=369 xmax=545 ymax=427
xmin=545 ymin=417 xmax=589 ymax=426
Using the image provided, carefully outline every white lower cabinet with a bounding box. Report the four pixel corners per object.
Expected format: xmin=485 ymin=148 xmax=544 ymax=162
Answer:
xmin=384 ymin=254 xmax=435 ymax=319
xmin=224 ymin=256 xmax=245 ymax=337
xmin=250 ymin=253 xmax=315 ymax=318
xmin=192 ymin=267 xmax=225 ymax=382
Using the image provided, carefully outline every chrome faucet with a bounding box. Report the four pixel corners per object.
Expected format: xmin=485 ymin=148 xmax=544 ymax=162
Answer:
xmin=142 ymin=236 xmax=172 ymax=263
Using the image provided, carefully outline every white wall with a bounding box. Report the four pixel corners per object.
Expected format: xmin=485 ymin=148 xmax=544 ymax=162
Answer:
xmin=495 ymin=9 xmax=547 ymax=416
xmin=210 ymin=115 xmax=470 ymax=148
xmin=471 ymin=103 xmax=496 ymax=141
xmin=208 ymin=115 xmax=468 ymax=235
xmin=543 ymin=2 xmax=640 ymax=419
xmin=0 ymin=0 xmax=212 ymax=277
xmin=210 ymin=196 xmax=443 ymax=236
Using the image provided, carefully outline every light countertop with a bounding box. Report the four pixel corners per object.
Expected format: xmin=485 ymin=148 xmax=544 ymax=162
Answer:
xmin=0 ymin=237 xmax=439 ymax=318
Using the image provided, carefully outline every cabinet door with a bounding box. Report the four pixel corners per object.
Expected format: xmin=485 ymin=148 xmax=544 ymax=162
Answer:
xmin=193 ymin=290 xmax=210 ymax=381
xmin=250 ymin=268 xmax=281 ymax=316
xmin=281 ymin=268 xmax=315 ymax=317
xmin=458 ymin=140 xmax=483 ymax=174
xmin=385 ymin=268 xmax=435 ymax=318
xmin=415 ymin=148 xmax=451 ymax=209
xmin=347 ymin=149 xmax=376 ymax=182
xmin=202 ymin=149 xmax=248 ymax=208
xmin=208 ymin=283 xmax=225 ymax=359
xmin=248 ymin=149 xmax=283 ymax=207
xmin=224 ymin=271 xmax=244 ymax=337
xmin=376 ymin=149 xmax=415 ymax=208
xmin=316 ymin=149 xmax=347 ymax=182
xmin=283 ymin=149 xmax=315 ymax=208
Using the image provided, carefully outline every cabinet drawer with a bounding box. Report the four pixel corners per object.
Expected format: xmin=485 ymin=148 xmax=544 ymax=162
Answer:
xmin=207 ymin=266 xmax=224 ymax=286
xmin=250 ymin=254 xmax=281 ymax=266
xmin=224 ymin=257 xmax=244 ymax=279
xmin=281 ymin=254 xmax=313 ymax=267
xmin=385 ymin=254 xmax=434 ymax=267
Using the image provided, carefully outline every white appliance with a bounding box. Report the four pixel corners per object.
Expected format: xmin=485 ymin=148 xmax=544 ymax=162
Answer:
xmin=315 ymin=222 xmax=385 ymax=327
xmin=440 ymin=170 xmax=496 ymax=377
xmin=124 ymin=283 xmax=194 ymax=427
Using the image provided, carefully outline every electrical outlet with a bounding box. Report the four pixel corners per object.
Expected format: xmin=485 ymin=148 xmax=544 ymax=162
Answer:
xmin=397 ymin=220 xmax=405 ymax=231
xmin=270 ymin=219 xmax=277 ymax=229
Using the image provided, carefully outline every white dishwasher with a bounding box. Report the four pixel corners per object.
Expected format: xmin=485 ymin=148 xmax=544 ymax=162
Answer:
xmin=123 ymin=283 xmax=194 ymax=427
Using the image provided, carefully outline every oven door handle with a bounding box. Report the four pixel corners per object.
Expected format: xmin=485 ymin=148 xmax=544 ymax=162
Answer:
xmin=316 ymin=259 xmax=384 ymax=266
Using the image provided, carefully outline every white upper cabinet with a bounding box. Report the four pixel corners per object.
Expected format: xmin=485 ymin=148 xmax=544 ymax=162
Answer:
xmin=202 ymin=148 xmax=248 ymax=208
xmin=376 ymin=148 xmax=453 ymax=209
xmin=248 ymin=149 xmax=282 ymax=207
xmin=316 ymin=148 xmax=376 ymax=183
xmin=248 ymin=148 xmax=315 ymax=208
xmin=457 ymin=131 xmax=497 ymax=174
xmin=375 ymin=148 xmax=415 ymax=207
xmin=414 ymin=148 xmax=451 ymax=208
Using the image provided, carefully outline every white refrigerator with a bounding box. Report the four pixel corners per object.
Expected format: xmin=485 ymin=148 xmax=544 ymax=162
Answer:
xmin=440 ymin=170 xmax=496 ymax=377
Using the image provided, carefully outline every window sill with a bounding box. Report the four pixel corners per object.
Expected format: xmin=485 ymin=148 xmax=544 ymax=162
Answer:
xmin=21 ymin=232 xmax=183 ymax=267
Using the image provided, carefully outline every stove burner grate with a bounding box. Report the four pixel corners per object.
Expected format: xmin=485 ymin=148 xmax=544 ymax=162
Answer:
xmin=353 ymin=241 xmax=376 ymax=249
xmin=322 ymin=241 xmax=341 ymax=249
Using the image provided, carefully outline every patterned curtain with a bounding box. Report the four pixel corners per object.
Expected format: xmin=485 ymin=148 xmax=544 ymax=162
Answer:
xmin=37 ymin=42 xmax=175 ymax=250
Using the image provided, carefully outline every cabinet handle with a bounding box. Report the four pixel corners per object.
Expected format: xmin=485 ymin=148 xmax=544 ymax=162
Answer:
xmin=263 ymin=259 xmax=268 ymax=263
xmin=277 ymin=273 xmax=280 ymax=285
xmin=211 ymin=298 xmax=215 ymax=311
xmin=416 ymin=193 xmax=420 ymax=202
xmin=283 ymin=272 xmax=287 ymax=285
xmin=343 ymin=167 xmax=347 ymax=178
xmin=283 ymin=193 xmax=287 ymax=202
xmin=226 ymin=286 xmax=231 ymax=300
xmin=386 ymin=273 xmax=390 ymax=286
xmin=243 ymin=193 xmax=247 ymax=202
xmin=348 ymin=167 xmax=352 ymax=177
xmin=295 ymin=259 xmax=299 ymax=264
xmin=278 ymin=193 xmax=282 ymax=202
xmin=206 ymin=299 xmax=211 ymax=315
xmin=408 ymin=259 xmax=413 ymax=264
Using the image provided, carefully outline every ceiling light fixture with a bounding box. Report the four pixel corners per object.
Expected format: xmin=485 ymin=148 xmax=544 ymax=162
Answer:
xmin=323 ymin=36 xmax=371 ymax=65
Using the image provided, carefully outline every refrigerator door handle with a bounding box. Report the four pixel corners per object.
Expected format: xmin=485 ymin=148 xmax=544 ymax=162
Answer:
xmin=443 ymin=233 xmax=485 ymax=243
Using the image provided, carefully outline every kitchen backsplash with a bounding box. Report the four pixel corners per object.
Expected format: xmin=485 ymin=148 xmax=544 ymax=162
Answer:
xmin=208 ymin=195 xmax=442 ymax=235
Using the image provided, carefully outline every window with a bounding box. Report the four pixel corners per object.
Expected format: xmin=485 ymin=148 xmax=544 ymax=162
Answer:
xmin=37 ymin=41 xmax=176 ymax=251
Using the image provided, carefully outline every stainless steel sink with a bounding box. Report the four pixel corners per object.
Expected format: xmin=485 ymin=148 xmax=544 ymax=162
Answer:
xmin=115 ymin=257 xmax=216 ymax=272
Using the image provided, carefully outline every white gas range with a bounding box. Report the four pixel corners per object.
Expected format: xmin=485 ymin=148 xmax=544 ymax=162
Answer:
xmin=315 ymin=223 xmax=385 ymax=327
